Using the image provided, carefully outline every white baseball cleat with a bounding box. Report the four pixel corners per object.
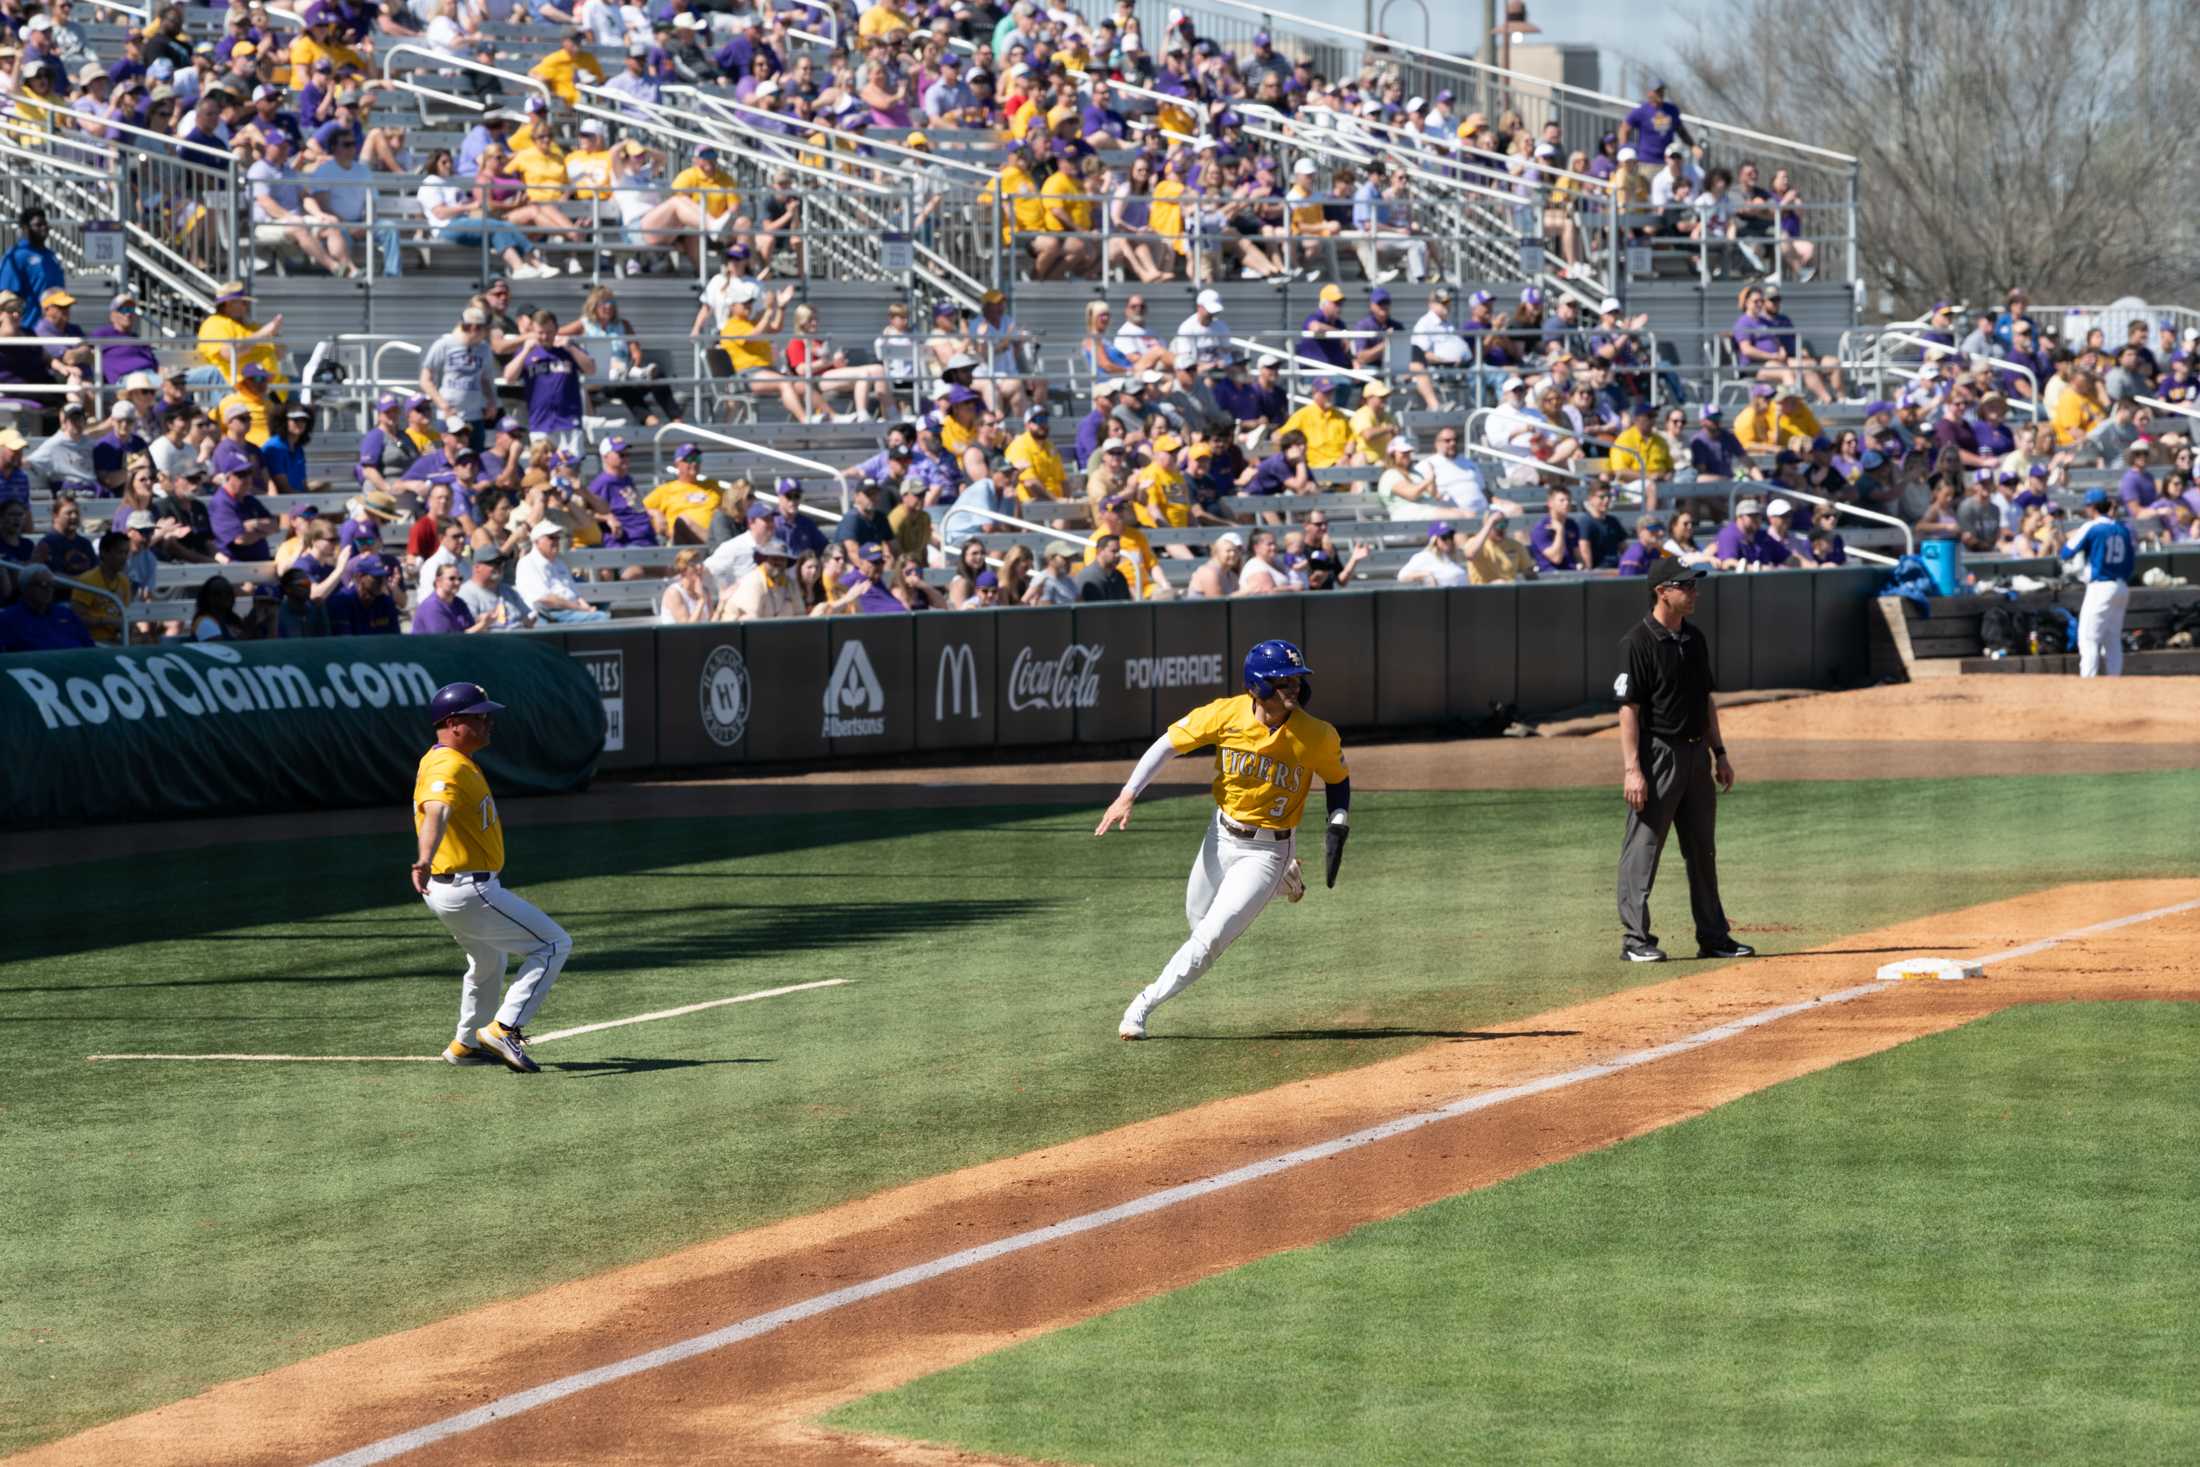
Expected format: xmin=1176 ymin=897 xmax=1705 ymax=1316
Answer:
xmin=1118 ymin=1016 xmax=1146 ymax=1041
xmin=1282 ymin=858 xmax=1305 ymax=904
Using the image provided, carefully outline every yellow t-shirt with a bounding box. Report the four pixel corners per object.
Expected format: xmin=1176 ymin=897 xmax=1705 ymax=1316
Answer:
xmin=982 ymin=163 xmax=1046 ymax=240
xmin=1348 ymin=404 xmax=1396 ymax=463
xmin=1287 ymin=184 xmax=1326 ymax=234
xmin=1150 ymin=176 xmax=1187 ymax=250
xmin=2051 ymin=390 xmax=2104 ymax=448
xmin=564 ymin=147 xmax=615 ymax=201
xmin=214 ymin=389 xmax=274 ymax=446
xmin=76 ymin=564 xmax=133 ymax=643
xmin=1280 ymin=402 xmax=1351 ymax=468
xmin=1165 ymin=695 xmax=1348 ymax=831
xmin=1040 ymin=168 xmax=1094 ymax=232
xmin=510 ymin=145 xmax=571 ymax=204
xmin=857 ymin=1 xmax=911 ymax=38
xmin=413 ymin=745 xmax=505 ymax=875
xmin=196 ymin=314 xmax=285 ymax=387
xmin=719 ymin=318 xmax=775 ymax=371
xmin=940 ymin=413 xmax=978 ymax=457
xmin=644 ymin=478 xmax=726 ymax=539
xmin=671 ymin=164 xmax=742 ymax=220
xmin=1608 ymin=425 xmax=1673 ymax=476
xmin=1468 ymin=534 xmax=1536 ymax=584
xmin=528 ymin=47 xmax=605 ymax=104
xmin=1133 ymin=464 xmax=1191 ymax=528
xmin=1005 ymin=432 xmax=1065 ymax=497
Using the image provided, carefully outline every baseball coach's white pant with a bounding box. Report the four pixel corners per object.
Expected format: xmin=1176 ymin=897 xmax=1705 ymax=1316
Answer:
xmin=421 ymin=873 xmax=572 ymax=1044
xmin=2078 ymin=579 xmax=2129 ymax=678
xmin=1124 ymin=811 xmax=1294 ymax=1028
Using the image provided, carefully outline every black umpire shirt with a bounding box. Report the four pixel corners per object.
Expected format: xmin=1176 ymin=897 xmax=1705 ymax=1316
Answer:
xmin=1618 ymin=615 xmax=1715 ymax=740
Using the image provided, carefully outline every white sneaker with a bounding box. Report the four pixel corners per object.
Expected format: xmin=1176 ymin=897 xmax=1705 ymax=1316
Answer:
xmin=1118 ymin=1015 xmax=1146 ymax=1041
xmin=1282 ymin=857 xmax=1305 ymax=904
xmin=565 ymin=257 xmax=582 ymax=275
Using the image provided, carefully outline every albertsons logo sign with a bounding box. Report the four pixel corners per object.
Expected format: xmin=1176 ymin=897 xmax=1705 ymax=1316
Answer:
xmin=822 ymin=639 xmax=886 ymax=737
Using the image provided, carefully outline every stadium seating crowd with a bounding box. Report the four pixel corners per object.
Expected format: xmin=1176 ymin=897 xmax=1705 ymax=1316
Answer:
xmin=0 ymin=0 xmax=2193 ymax=652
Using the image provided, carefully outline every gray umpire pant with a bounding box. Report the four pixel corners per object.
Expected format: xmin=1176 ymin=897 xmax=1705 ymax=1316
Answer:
xmin=1618 ymin=733 xmax=1732 ymax=949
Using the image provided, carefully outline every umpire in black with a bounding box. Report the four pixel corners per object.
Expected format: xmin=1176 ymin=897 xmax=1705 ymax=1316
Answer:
xmin=1616 ymin=559 xmax=1752 ymax=963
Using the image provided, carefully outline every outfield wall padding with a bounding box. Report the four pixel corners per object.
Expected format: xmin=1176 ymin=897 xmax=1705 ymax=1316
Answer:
xmin=1 ymin=635 xmax=603 ymax=826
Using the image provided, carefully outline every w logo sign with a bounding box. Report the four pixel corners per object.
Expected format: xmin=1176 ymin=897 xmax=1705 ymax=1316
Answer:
xmin=822 ymin=640 xmax=887 ymax=737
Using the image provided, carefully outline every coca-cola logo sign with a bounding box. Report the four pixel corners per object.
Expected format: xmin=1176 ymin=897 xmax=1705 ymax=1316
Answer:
xmin=1007 ymin=643 xmax=1104 ymax=711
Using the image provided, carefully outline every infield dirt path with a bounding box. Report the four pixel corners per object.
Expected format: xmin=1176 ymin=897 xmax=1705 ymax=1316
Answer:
xmin=17 ymin=878 xmax=2198 ymax=1467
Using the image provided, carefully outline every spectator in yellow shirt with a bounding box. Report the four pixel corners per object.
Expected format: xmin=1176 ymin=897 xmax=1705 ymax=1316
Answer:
xmin=857 ymin=0 xmax=912 ymax=40
xmin=563 ymin=120 xmax=616 ymax=201
xmin=214 ymin=363 xmax=278 ymax=446
xmin=1607 ymin=403 xmax=1674 ymax=480
xmin=939 ymin=383 xmax=985 ymax=457
xmin=529 ymin=31 xmax=606 ymax=106
xmin=1036 ymin=156 xmax=1101 ymax=279
xmin=510 ymin=135 xmax=575 ymax=206
xmin=643 ymin=445 xmax=727 ymax=543
xmin=670 ymin=147 xmax=744 ymax=238
xmin=1279 ymin=378 xmax=1353 ymax=468
xmin=2051 ymin=369 xmax=2107 ymax=447
xmin=1346 ymin=381 xmax=1400 ymax=465
xmin=720 ymin=279 xmax=811 ymax=421
xmin=980 ymin=143 xmax=1048 ymax=260
xmin=1732 ymin=384 xmax=1822 ymax=454
xmin=1134 ymin=434 xmax=1194 ymax=530
xmin=1005 ymin=408 xmax=1067 ymax=498
xmin=1083 ymin=495 xmax=1167 ymax=596
xmin=195 ymin=282 xmax=286 ymax=389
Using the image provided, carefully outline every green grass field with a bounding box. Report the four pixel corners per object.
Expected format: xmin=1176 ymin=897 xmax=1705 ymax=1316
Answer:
xmin=832 ymin=1002 xmax=2200 ymax=1464
xmin=4 ymin=770 xmax=2198 ymax=1453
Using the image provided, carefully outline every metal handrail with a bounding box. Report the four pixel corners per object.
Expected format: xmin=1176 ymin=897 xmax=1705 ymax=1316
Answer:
xmin=650 ymin=422 xmax=855 ymax=512
xmin=41 ymin=568 xmax=135 ymax=647
xmin=1875 ymin=329 xmax=2041 ymax=419
xmin=667 ymin=90 xmax=991 ymax=182
xmin=1723 ymin=482 xmax=1911 ymax=560
xmin=1207 ymin=0 xmax=1858 ymax=167
xmin=382 ymin=42 xmax=555 ymax=110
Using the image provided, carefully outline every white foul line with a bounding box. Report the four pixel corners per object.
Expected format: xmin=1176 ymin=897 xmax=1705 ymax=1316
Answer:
xmin=85 ymin=981 xmax=849 ymax=1063
xmin=309 ymin=896 xmax=2200 ymax=1467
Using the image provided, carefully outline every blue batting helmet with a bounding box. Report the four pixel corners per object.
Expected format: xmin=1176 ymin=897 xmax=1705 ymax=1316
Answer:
xmin=1243 ymin=639 xmax=1312 ymax=701
xmin=429 ymin=681 xmax=505 ymax=725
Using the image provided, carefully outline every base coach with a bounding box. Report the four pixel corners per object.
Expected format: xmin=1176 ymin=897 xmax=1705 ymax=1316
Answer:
xmin=1615 ymin=559 xmax=1753 ymax=963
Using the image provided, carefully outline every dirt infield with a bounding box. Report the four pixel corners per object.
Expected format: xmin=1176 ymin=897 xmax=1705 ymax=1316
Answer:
xmin=17 ymin=878 xmax=2198 ymax=1467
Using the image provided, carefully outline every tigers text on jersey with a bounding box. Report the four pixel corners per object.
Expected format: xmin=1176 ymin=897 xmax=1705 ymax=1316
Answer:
xmin=1166 ymin=695 xmax=1348 ymax=830
xmin=413 ymin=745 xmax=505 ymax=874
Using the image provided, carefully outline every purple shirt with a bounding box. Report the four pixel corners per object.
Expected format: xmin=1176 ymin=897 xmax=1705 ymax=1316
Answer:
xmin=589 ymin=470 xmax=657 ymax=545
xmin=327 ymin=585 xmax=401 ymax=635
xmin=2119 ymin=468 xmax=2158 ymax=508
xmin=1245 ymin=451 xmax=1297 ymax=497
xmin=408 ymin=590 xmax=474 ymax=634
xmin=1732 ymin=313 xmax=1779 ymax=357
xmin=85 ymin=325 xmax=160 ymax=382
xmin=1616 ymin=540 xmax=1659 ymax=575
xmin=1712 ymin=521 xmax=1789 ymax=566
xmin=840 ymin=570 xmax=901 ymax=614
xmin=207 ymin=486 xmax=273 ymax=561
xmin=209 ymin=436 xmax=263 ymax=484
xmin=1624 ymin=99 xmax=1681 ymax=161
xmin=517 ymin=344 xmax=584 ymax=432
xmin=1527 ymin=515 xmax=1582 ymax=572
xmin=1296 ymin=311 xmax=1353 ymax=372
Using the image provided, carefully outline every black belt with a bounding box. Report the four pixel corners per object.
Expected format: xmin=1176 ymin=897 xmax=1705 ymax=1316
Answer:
xmin=429 ymin=871 xmax=494 ymax=885
xmin=1218 ymin=816 xmax=1290 ymax=842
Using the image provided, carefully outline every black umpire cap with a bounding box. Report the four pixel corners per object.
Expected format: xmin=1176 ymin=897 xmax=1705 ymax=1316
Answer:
xmin=1648 ymin=559 xmax=1706 ymax=593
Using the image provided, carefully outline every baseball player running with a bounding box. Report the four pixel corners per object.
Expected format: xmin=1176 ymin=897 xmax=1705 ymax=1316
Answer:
xmin=1097 ymin=640 xmax=1351 ymax=1040
xmin=2065 ymin=488 xmax=2136 ymax=677
xmin=411 ymin=681 xmax=574 ymax=1073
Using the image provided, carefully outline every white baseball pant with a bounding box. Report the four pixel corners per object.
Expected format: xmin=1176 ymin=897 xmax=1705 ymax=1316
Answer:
xmin=2078 ymin=579 xmax=2129 ymax=678
xmin=1124 ymin=812 xmax=1294 ymax=1029
xmin=421 ymin=874 xmax=572 ymax=1045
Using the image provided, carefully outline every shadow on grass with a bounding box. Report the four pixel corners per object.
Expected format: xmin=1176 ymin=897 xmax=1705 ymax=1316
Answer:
xmin=547 ymin=1056 xmax=774 ymax=1077
xmin=1156 ymin=1027 xmax=1584 ymax=1043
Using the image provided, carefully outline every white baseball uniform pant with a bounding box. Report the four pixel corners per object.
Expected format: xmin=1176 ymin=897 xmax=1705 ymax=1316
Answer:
xmin=1124 ymin=812 xmax=1294 ymax=1028
xmin=2078 ymin=579 xmax=2129 ymax=677
xmin=421 ymin=873 xmax=572 ymax=1045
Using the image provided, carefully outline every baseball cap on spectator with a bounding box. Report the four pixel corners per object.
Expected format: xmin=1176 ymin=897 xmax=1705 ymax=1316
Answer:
xmin=1093 ymin=379 xmax=1121 ymax=400
xmin=1368 ymin=287 xmax=1391 ymax=306
xmin=599 ymin=435 xmax=629 ymax=457
xmin=1363 ymin=381 xmax=1392 ymax=398
xmin=1766 ymin=498 xmax=1794 ymax=518
xmin=405 ymin=394 xmax=433 ymax=413
xmin=1430 ymin=286 xmax=1455 ymax=303
xmin=60 ymin=401 xmax=86 ymax=419
xmin=2083 ymin=488 xmax=2110 ymax=507
xmin=1598 ymin=297 xmax=1622 ymax=315
xmin=858 ymin=542 xmax=886 ymax=562
xmin=1318 ymin=284 xmax=1345 ymax=304
xmin=1734 ymin=497 xmax=1764 ymax=515
xmin=727 ymin=279 xmax=761 ymax=305
xmin=1749 ymin=382 xmax=1775 ymax=398
xmin=1137 ymin=369 xmax=1167 ymax=388
xmin=775 ymin=476 xmax=802 ymax=495
xmin=975 ymin=569 xmax=1000 ymax=590
xmin=1499 ymin=375 xmax=1525 ymax=395
xmin=1196 ymin=288 xmax=1225 ymax=314
xmin=287 ymin=405 xmax=312 ymax=421
xmin=126 ymin=509 xmax=158 ymax=532
xmin=1469 ymin=290 xmax=1493 ymax=307
xmin=439 ymin=414 xmax=468 ymax=434
xmin=1310 ymin=377 xmax=1337 ymax=395
xmin=1099 ymin=437 xmax=1127 ymax=454
xmin=530 ymin=521 xmax=565 ymax=542
xmin=2027 ymin=463 xmax=2048 ymax=479
xmin=352 ymin=554 xmax=391 ymax=579
xmin=1617 ymin=146 xmax=1637 ymax=163
xmin=1862 ymin=399 xmax=1895 ymax=418
xmin=1153 ymin=433 xmax=1183 ymax=452
xmin=1699 ymin=403 xmax=1723 ymax=420
xmin=40 ymin=288 xmax=75 ymax=309
xmin=223 ymin=401 xmax=253 ymax=421
xmin=673 ymin=443 xmax=702 ymax=461
xmin=626 ymin=41 xmax=649 ymax=57
xmin=495 ymin=415 xmax=522 ymax=434
xmin=1858 ymin=450 xmax=1886 ymax=471
xmin=2 ymin=427 xmax=35 ymax=453
xmin=944 ymin=384 xmax=983 ymax=408
xmin=1292 ymin=159 xmax=1317 ymax=177
xmin=745 ymin=501 xmax=776 ymax=522
xmin=1429 ymin=521 xmax=1456 ymax=539
xmin=1997 ymin=468 xmax=2020 ymax=485
xmin=110 ymin=400 xmax=138 ymax=421
xmin=1521 ymin=286 xmax=1543 ymax=307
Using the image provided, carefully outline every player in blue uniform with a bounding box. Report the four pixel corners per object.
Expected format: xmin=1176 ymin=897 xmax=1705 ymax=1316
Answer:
xmin=2064 ymin=488 xmax=2136 ymax=677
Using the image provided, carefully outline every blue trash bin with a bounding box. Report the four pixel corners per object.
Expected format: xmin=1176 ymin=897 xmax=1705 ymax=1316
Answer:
xmin=1918 ymin=538 xmax=1963 ymax=596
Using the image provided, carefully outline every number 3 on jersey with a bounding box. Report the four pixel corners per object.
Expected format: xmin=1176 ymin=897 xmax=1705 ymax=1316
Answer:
xmin=1268 ymin=795 xmax=1289 ymax=819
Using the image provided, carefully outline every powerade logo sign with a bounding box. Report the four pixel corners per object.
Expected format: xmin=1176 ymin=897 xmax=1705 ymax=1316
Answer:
xmin=1124 ymin=654 xmax=1224 ymax=690
xmin=5 ymin=642 xmax=438 ymax=727
xmin=822 ymin=639 xmax=886 ymax=737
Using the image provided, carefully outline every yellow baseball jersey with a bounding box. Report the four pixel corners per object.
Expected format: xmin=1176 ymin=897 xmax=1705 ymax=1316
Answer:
xmin=1166 ymin=696 xmax=1348 ymax=831
xmin=414 ymin=745 xmax=504 ymax=875
xmin=644 ymin=478 xmax=726 ymax=538
xmin=1132 ymin=464 xmax=1192 ymax=528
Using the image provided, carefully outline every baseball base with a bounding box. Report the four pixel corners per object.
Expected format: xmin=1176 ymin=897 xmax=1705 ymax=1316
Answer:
xmin=1874 ymin=957 xmax=1985 ymax=982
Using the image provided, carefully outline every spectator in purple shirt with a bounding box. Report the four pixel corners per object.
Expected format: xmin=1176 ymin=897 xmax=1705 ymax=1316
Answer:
xmin=407 ymin=560 xmax=481 ymax=633
xmin=1710 ymin=497 xmax=1789 ymax=570
xmin=208 ymin=465 xmax=277 ymax=564
xmin=1619 ymin=80 xmax=1690 ymax=170
xmin=0 ymin=565 xmax=94 ymax=651
xmin=2119 ymin=442 xmax=2173 ymax=525
xmin=1241 ymin=430 xmax=1311 ymax=496
xmin=499 ymin=310 xmax=594 ymax=456
xmin=1298 ymin=284 xmax=1356 ymax=377
xmin=1689 ymin=403 xmax=1757 ymax=480
xmin=84 ymin=292 xmax=161 ymax=383
xmin=326 ymin=552 xmax=402 ymax=634
xmin=209 ymin=406 xmax=266 ymax=487
xmin=1527 ymin=485 xmax=1589 ymax=572
xmin=587 ymin=436 xmax=657 ymax=547
xmin=1617 ymin=515 xmax=1666 ymax=575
